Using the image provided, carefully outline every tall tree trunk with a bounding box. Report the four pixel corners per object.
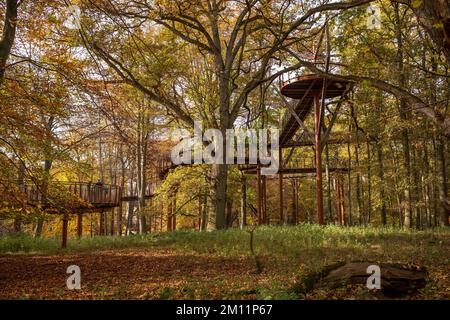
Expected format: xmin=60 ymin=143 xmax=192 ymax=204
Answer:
xmin=125 ymin=166 xmax=135 ymax=235
xmin=108 ymin=149 xmax=116 ymax=235
xmin=436 ymin=134 xmax=449 ymax=226
xmin=138 ymin=151 xmax=147 ymax=234
xmin=325 ymin=143 xmax=333 ymax=223
xmin=0 ymin=0 xmax=18 ymax=84
xmin=412 ymin=147 xmax=422 ymax=229
xmin=14 ymin=159 xmax=25 ymax=232
xmin=351 ymin=104 xmax=364 ymax=225
xmin=99 ymin=210 xmax=104 ymax=236
xmin=390 ymin=142 xmax=404 ymax=227
xmin=407 ymin=0 xmax=450 ymax=65
xmin=172 ymin=192 xmax=177 ymax=231
xmin=355 ymin=143 xmax=363 ymax=225
xmin=226 ymin=198 xmax=233 ymax=227
xmin=429 ymin=55 xmax=439 ymax=227
xmin=160 ymin=200 xmax=164 ymax=232
xmin=136 ymin=114 xmax=142 ymax=233
xmin=422 ymin=143 xmax=432 ymax=228
xmin=207 ymin=163 xmax=227 ymax=231
xmin=200 ymin=191 xmax=207 ymax=231
xmin=137 ymin=110 xmax=150 ymax=234
xmin=347 ymin=118 xmax=353 ymax=226
xmin=126 ymin=201 xmax=135 ymax=235
xmin=394 ymin=2 xmax=413 ymax=228
xmin=367 ymin=141 xmax=372 ymax=224
xmin=35 ymin=116 xmax=54 ymax=238
xmin=377 ymin=142 xmax=387 ymax=225
xmin=117 ymin=146 xmax=125 ymax=236
xmin=166 ymin=194 xmax=172 ymax=232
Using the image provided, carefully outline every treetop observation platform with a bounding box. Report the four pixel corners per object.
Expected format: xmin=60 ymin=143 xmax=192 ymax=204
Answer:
xmin=279 ymin=74 xmax=352 ymax=146
xmin=242 ymin=73 xmax=353 ymax=227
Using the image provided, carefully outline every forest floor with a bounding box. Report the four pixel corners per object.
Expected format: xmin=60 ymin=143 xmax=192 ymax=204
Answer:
xmin=0 ymin=225 xmax=449 ymax=300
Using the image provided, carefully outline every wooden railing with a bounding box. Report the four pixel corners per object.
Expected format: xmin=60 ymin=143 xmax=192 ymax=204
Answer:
xmin=24 ymin=182 xmax=122 ymax=209
xmin=22 ymin=180 xmax=167 ymax=210
xmin=121 ymin=182 xmax=159 ymax=201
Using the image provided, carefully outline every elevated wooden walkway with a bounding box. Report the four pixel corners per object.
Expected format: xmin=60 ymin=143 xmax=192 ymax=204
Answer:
xmin=24 ymin=182 xmax=157 ymax=213
xmin=22 ymin=179 xmax=162 ymax=248
xmin=240 ymin=166 xmax=349 ymax=175
xmin=24 ymin=182 xmax=121 ymax=211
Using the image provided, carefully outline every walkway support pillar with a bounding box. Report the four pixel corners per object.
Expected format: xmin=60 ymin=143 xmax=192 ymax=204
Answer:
xmin=279 ymin=148 xmax=284 ymax=225
xmin=262 ymin=175 xmax=267 ymax=224
xmin=256 ymin=164 xmax=262 ymax=225
xmin=314 ymin=94 xmax=325 ymax=225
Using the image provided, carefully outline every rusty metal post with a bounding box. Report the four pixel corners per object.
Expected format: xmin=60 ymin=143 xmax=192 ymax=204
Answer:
xmin=338 ymin=176 xmax=345 ymax=226
xmin=314 ymin=94 xmax=325 ymax=225
xmin=77 ymin=213 xmax=82 ymax=238
xmin=256 ymin=164 xmax=262 ymax=225
xmin=62 ymin=213 xmax=68 ymax=248
xmin=279 ymin=147 xmax=284 ymax=225
xmin=336 ymin=177 xmax=341 ymax=225
xmin=294 ymin=178 xmax=299 ymax=224
xmin=262 ymin=175 xmax=267 ymax=224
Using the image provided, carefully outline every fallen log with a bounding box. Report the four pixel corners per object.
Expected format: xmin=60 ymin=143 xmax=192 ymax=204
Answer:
xmin=294 ymin=261 xmax=427 ymax=298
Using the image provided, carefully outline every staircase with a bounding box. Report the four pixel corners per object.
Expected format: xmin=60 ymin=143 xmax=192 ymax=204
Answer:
xmin=279 ymin=74 xmax=351 ymax=147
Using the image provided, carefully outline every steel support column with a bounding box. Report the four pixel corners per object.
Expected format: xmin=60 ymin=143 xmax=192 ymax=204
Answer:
xmin=262 ymin=175 xmax=267 ymax=224
xmin=279 ymin=148 xmax=284 ymax=225
xmin=314 ymin=94 xmax=325 ymax=225
xmin=256 ymin=164 xmax=262 ymax=225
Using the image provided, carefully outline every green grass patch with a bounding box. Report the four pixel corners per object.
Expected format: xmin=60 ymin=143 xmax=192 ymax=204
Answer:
xmin=1 ymin=224 xmax=448 ymax=259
